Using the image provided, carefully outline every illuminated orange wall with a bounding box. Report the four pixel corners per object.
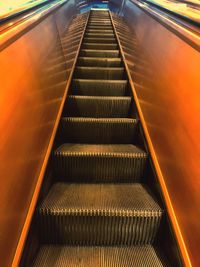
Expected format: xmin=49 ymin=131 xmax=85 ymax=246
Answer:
xmin=0 ymin=1 xmax=78 ymax=266
xmin=120 ymin=1 xmax=200 ymax=266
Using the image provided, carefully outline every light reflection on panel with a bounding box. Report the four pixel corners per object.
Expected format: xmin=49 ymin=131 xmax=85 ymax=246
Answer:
xmin=0 ymin=4 xmax=88 ymax=267
xmin=112 ymin=4 xmax=200 ymax=267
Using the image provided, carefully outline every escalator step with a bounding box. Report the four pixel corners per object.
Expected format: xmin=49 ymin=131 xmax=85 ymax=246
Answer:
xmin=82 ymin=43 xmax=118 ymax=50
xmin=64 ymin=96 xmax=131 ymax=117
xmin=83 ymin=37 xmax=116 ymax=43
xmin=74 ymin=67 xmax=124 ymax=79
xmin=60 ymin=117 xmax=138 ymax=144
xmin=89 ymin=19 xmax=111 ymax=22
xmin=80 ymin=49 xmax=119 ymax=57
xmin=90 ymin=14 xmax=109 ymax=16
xmin=87 ymin=25 xmax=113 ymax=29
xmin=86 ymin=29 xmax=114 ymax=33
xmin=38 ymin=183 xmax=162 ymax=245
xmin=85 ymin=33 xmax=115 ymax=38
xmin=89 ymin=19 xmax=111 ymax=21
xmin=90 ymin=13 xmax=109 ymax=15
xmin=71 ymin=79 xmax=128 ymax=96
xmin=89 ymin=21 xmax=111 ymax=24
xmin=88 ymin=24 xmax=112 ymax=27
xmin=54 ymin=144 xmax=147 ymax=182
xmin=33 ymin=246 xmax=170 ymax=267
xmin=77 ymin=57 xmax=122 ymax=67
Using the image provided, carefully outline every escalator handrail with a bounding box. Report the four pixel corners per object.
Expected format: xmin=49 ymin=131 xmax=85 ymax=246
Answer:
xmin=140 ymin=0 xmax=200 ymax=28
xmin=126 ymin=0 xmax=200 ymax=52
xmin=0 ymin=0 xmax=70 ymax=51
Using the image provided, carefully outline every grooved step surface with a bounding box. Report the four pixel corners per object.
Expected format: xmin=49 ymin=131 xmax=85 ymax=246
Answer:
xmin=82 ymin=43 xmax=118 ymax=50
xmin=88 ymin=23 xmax=112 ymax=27
xmin=80 ymin=49 xmax=119 ymax=57
xmin=33 ymin=246 xmax=170 ymax=267
xmin=64 ymin=96 xmax=131 ymax=117
xmin=86 ymin=29 xmax=114 ymax=33
xmin=54 ymin=144 xmax=147 ymax=182
xmin=60 ymin=117 xmax=138 ymax=143
xmin=89 ymin=20 xmax=112 ymax=23
xmin=84 ymin=37 xmax=116 ymax=43
xmin=38 ymin=183 xmax=162 ymax=245
xmin=77 ymin=57 xmax=122 ymax=67
xmin=71 ymin=79 xmax=128 ymax=96
xmin=85 ymin=33 xmax=115 ymax=38
xmin=89 ymin=19 xmax=111 ymax=21
xmin=87 ymin=26 xmax=113 ymax=29
xmin=75 ymin=67 xmax=124 ymax=79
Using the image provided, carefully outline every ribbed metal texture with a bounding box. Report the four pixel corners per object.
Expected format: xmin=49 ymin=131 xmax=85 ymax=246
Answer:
xmin=54 ymin=144 xmax=147 ymax=182
xmin=71 ymin=79 xmax=127 ymax=96
xmin=87 ymin=25 xmax=113 ymax=29
xmin=64 ymin=96 xmax=131 ymax=117
xmin=77 ymin=57 xmax=122 ymax=67
xmin=89 ymin=19 xmax=111 ymax=21
xmin=38 ymin=183 xmax=162 ymax=245
xmin=86 ymin=29 xmax=114 ymax=34
xmin=75 ymin=67 xmax=124 ymax=79
xmin=33 ymin=246 xmax=170 ymax=267
xmin=85 ymin=33 xmax=115 ymax=38
xmin=60 ymin=117 xmax=138 ymax=144
xmin=82 ymin=43 xmax=117 ymax=50
xmin=84 ymin=37 xmax=116 ymax=43
xmin=32 ymin=10 xmax=169 ymax=267
xmin=88 ymin=22 xmax=112 ymax=26
xmin=80 ymin=49 xmax=119 ymax=58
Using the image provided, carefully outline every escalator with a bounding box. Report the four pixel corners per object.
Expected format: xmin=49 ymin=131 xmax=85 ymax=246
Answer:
xmin=27 ymin=9 xmax=173 ymax=266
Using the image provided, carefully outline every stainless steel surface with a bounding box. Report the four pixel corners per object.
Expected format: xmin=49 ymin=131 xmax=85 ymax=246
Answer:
xmin=0 ymin=3 xmax=87 ymax=266
xmin=33 ymin=246 xmax=170 ymax=267
xmin=26 ymin=9 xmax=173 ymax=267
xmin=38 ymin=183 xmax=162 ymax=244
xmin=112 ymin=3 xmax=200 ymax=266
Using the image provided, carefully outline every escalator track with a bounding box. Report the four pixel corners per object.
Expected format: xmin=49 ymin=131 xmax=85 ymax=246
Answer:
xmin=30 ymin=9 xmax=172 ymax=266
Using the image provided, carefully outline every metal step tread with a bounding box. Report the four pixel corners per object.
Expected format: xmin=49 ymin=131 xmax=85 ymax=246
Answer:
xmin=62 ymin=117 xmax=136 ymax=123
xmin=38 ymin=183 xmax=162 ymax=244
xmin=88 ymin=22 xmax=112 ymax=25
xmin=86 ymin=29 xmax=114 ymax=32
xmin=33 ymin=245 xmax=170 ymax=267
xmin=77 ymin=57 xmax=122 ymax=67
xmin=65 ymin=95 xmax=131 ymax=117
xmin=73 ymin=78 xmax=127 ymax=85
xmin=53 ymin=144 xmax=147 ymax=182
xmin=76 ymin=66 xmax=124 ymax=71
xmin=74 ymin=66 xmax=124 ymax=80
xmin=71 ymin=79 xmax=127 ymax=96
xmin=85 ymin=32 xmax=114 ymax=35
xmin=54 ymin=143 xmax=147 ymax=157
xmin=68 ymin=95 xmax=130 ymax=100
xmin=60 ymin=117 xmax=138 ymax=144
xmin=89 ymin=20 xmax=111 ymax=22
xmin=82 ymin=43 xmax=118 ymax=50
xmin=87 ymin=26 xmax=113 ymax=29
xmin=83 ymin=38 xmax=116 ymax=43
xmin=39 ymin=183 xmax=162 ymax=215
xmin=81 ymin=49 xmax=119 ymax=53
xmin=88 ymin=24 xmax=111 ymax=26
xmin=80 ymin=49 xmax=119 ymax=58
